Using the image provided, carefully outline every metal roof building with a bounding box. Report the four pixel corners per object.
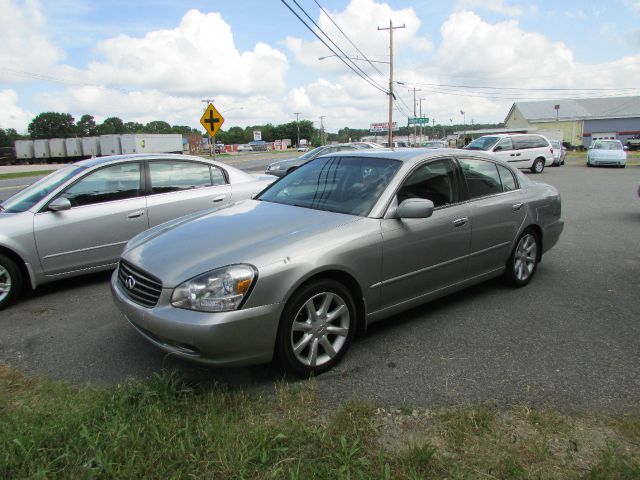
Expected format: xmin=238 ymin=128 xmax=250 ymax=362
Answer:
xmin=504 ymin=96 xmax=640 ymax=147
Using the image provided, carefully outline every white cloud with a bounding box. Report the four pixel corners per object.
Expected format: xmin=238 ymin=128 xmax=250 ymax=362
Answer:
xmin=627 ymin=0 xmax=640 ymax=13
xmin=285 ymin=0 xmax=432 ymax=72
xmin=0 ymin=0 xmax=66 ymax=72
xmin=0 ymin=90 xmax=34 ymax=132
xmin=77 ymin=10 xmax=288 ymax=96
xmin=454 ymin=0 xmax=523 ymax=17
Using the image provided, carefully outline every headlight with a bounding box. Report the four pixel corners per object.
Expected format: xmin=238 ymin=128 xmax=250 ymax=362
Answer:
xmin=171 ymin=264 xmax=256 ymax=312
xmin=268 ymin=164 xmax=281 ymax=171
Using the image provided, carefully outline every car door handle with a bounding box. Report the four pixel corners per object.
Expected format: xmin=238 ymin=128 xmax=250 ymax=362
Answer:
xmin=212 ymin=195 xmax=226 ymax=203
xmin=512 ymin=202 xmax=524 ymax=211
xmin=510 ymin=153 xmax=515 ymax=156
xmin=452 ymin=217 xmax=468 ymax=227
xmin=127 ymin=210 xmax=144 ymax=219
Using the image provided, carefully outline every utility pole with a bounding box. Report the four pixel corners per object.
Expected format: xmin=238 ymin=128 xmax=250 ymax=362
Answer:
xmin=320 ymin=116 xmax=325 ymax=145
xmin=419 ymin=98 xmax=426 ymax=143
xmin=408 ymin=88 xmax=421 ymax=146
xmin=201 ymin=98 xmax=215 ymax=158
xmin=294 ymin=112 xmax=301 ymax=148
xmin=378 ymin=20 xmax=405 ymax=146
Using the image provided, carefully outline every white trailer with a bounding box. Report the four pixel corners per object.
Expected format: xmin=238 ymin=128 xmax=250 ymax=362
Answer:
xmin=99 ymin=135 xmax=122 ymax=155
xmin=14 ymin=140 xmax=34 ymax=161
xmin=65 ymin=138 xmax=83 ymax=157
xmin=81 ymin=137 xmax=101 ymax=157
xmin=120 ymin=134 xmax=183 ymax=154
xmin=49 ymin=138 xmax=67 ymax=158
xmin=34 ymin=140 xmax=51 ymax=160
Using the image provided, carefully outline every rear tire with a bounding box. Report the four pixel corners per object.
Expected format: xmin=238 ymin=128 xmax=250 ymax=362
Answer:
xmin=275 ymin=279 xmax=356 ymax=376
xmin=0 ymin=254 xmax=23 ymax=310
xmin=502 ymin=229 xmax=539 ymax=288
xmin=531 ymin=158 xmax=545 ymax=174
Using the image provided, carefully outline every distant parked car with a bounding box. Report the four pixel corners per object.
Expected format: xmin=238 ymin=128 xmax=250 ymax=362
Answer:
xmin=422 ymin=140 xmax=448 ymax=149
xmin=265 ymin=143 xmax=364 ymax=177
xmin=626 ymin=135 xmax=640 ymax=151
xmin=0 ymin=153 xmax=275 ymax=309
xmin=381 ymin=141 xmax=409 ymax=148
xmin=351 ymin=141 xmax=385 ymax=149
xmin=549 ymin=140 xmax=566 ymax=166
xmin=237 ymin=144 xmax=253 ymax=152
xmin=587 ymin=140 xmax=627 ymax=168
xmin=214 ymin=144 xmax=225 ymax=154
xmin=297 ymin=146 xmax=309 ymax=152
xmin=464 ymin=134 xmax=553 ymax=174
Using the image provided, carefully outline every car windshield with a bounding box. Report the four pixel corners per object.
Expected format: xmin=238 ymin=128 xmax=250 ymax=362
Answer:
xmin=0 ymin=165 xmax=85 ymax=213
xmin=423 ymin=141 xmax=445 ymax=148
xmin=258 ymin=156 xmax=401 ymax=216
xmin=298 ymin=146 xmax=328 ymax=160
xmin=593 ymin=141 xmax=622 ymax=150
xmin=464 ymin=136 xmax=500 ymax=151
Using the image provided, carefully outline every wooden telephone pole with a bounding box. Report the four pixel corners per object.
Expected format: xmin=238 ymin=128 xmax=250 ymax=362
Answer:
xmin=378 ymin=20 xmax=405 ymax=146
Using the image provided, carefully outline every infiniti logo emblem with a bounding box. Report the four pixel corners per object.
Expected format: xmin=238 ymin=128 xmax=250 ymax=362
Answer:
xmin=125 ymin=275 xmax=136 ymax=290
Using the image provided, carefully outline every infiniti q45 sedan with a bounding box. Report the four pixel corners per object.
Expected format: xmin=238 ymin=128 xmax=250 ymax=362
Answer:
xmin=112 ymin=149 xmax=564 ymax=376
xmin=0 ymin=153 xmax=275 ymax=309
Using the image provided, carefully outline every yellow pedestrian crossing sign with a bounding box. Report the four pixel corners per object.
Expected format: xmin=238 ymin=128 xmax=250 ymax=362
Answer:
xmin=200 ymin=103 xmax=225 ymax=137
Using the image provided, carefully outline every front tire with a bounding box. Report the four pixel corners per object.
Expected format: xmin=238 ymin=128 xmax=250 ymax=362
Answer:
xmin=0 ymin=254 xmax=23 ymax=310
xmin=275 ymin=279 xmax=356 ymax=376
xmin=502 ymin=229 xmax=539 ymax=288
xmin=531 ymin=158 xmax=545 ymax=174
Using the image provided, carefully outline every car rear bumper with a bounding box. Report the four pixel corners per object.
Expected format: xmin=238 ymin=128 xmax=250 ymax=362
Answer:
xmin=111 ymin=271 xmax=283 ymax=367
xmin=542 ymin=218 xmax=564 ymax=254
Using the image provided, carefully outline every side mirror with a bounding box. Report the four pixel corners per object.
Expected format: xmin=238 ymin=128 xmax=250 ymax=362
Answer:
xmin=389 ymin=198 xmax=435 ymax=219
xmin=493 ymin=146 xmax=503 ymax=152
xmin=48 ymin=197 xmax=71 ymax=212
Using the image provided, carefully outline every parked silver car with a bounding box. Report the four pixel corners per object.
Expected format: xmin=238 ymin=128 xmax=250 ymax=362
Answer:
xmin=549 ymin=140 xmax=566 ymax=166
xmin=265 ymin=143 xmax=366 ymax=177
xmin=112 ymin=149 xmax=564 ymax=375
xmin=0 ymin=153 xmax=275 ymax=308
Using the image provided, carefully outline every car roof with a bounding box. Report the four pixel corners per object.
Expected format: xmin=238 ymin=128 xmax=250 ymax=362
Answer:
xmin=71 ymin=153 xmax=216 ymax=168
xmin=323 ymin=147 xmax=499 ymax=166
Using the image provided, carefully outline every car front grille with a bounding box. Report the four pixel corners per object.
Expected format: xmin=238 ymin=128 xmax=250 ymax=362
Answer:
xmin=118 ymin=260 xmax=163 ymax=308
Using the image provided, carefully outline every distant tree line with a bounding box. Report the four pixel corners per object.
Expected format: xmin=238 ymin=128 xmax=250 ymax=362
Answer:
xmin=0 ymin=111 xmax=504 ymax=149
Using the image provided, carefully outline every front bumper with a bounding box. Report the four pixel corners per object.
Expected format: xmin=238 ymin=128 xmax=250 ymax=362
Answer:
xmin=111 ymin=271 xmax=284 ymax=367
xmin=589 ymin=157 xmax=626 ymax=166
xmin=264 ymin=166 xmax=286 ymax=177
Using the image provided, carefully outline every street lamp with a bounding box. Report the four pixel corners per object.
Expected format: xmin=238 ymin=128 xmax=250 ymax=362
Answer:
xmin=460 ymin=110 xmax=466 ymax=146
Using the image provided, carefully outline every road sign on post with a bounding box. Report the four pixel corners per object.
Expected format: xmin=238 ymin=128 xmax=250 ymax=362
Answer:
xmin=408 ymin=117 xmax=429 ymax=125
xmin=200 ymin=103 xmax=225 ymax=137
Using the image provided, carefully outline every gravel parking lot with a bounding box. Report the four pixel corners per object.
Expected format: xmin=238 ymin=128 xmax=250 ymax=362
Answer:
xmin=1 ymin=159 xmax=638 ymax=414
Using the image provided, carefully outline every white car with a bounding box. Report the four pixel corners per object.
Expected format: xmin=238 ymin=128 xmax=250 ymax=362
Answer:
xmin=237 ymin=144 xmax=253 ymax=152
xmin=464 ymin=134 xmax=553 ymax=173
xmin=587 ymin=139 xmax=627 ymax=168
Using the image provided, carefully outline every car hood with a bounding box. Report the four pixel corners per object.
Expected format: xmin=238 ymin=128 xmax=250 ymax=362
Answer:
xmin=268 ymin=157 xmax=302 ymax=168
xmin=122 ymin=200 xmax=362 ymax=287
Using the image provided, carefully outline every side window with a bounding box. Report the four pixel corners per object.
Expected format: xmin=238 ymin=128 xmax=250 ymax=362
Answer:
xmin=494 ymin=137 xmax=513 ymax=151
xmin=338 ymin=146 xmax=357 ymax=151
xmin=397 ymin=158 xmax=458 ymax=208
xmin=459 ymin=158 xmax=502 ymax=198
xmin=210 ymin=166 xmax=226 ymax=186
xmin=497 ymin=164 xmax=517 ymax=192
xmin=61 ymin=163 xmax=141 ymax=207
xmin=149 ymin=161 xmax=213 ymax=194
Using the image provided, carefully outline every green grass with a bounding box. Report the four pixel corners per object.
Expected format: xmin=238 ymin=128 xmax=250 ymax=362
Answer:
xmin=1 ymin=364 xmax=638 ymax=479
xmin=0 ymin=170 xmax=55 ymax=180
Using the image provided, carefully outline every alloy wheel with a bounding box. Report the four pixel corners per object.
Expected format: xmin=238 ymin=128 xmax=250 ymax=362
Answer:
xmin=514 ymin=233 xmax=538 ymax=282
xmin=0 ymin=265 xmax=12 ymax=303
xmin=290 ymin=291 xmax=350 ymax=368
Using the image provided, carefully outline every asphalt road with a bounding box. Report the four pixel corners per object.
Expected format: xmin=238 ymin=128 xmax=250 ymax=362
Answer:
xmin=1 ymin=160 xmax=638 ymax=415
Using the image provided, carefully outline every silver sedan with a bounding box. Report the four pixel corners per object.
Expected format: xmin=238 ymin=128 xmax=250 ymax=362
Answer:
xmin=112 ymin=149 xmax=564 ymax=376
xmin=0 ymin=153 xmax=275 ymax=308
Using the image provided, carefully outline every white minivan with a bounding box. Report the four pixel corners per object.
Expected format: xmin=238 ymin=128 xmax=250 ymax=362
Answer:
xmin=464 ymin=134 xmax=553 ymax=173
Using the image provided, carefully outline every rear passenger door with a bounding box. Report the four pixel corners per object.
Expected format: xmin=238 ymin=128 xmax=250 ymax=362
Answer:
xmin=458 ymin=157 xmax=526 ymax=276
xmin=145 ymin=159 xmax=233 ymax=226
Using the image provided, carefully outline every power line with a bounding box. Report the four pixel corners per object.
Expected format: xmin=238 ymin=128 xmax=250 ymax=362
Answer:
xmin=313 ymin=0 xmax=386 ymax=78
xmin=281 ymin=0 xmax=388 ymax=95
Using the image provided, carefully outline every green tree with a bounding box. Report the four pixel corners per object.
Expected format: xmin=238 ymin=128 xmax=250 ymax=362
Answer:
xmin=28 ymin=112 xmax=76 ymax=139
xmin=0 ymin=128 xmax=22 ymax=147
xmin=170 ymin=125 xmax=196 ymax=135
xmin=144 ymin=121 xmax=172 ymax=134
xmin=97 ymin=117 xmax=125 ymax=135
xmin=123 ymin=122 xmax=144 ymax=133
xmin=76 ymin=114 xmax=97 ymax=137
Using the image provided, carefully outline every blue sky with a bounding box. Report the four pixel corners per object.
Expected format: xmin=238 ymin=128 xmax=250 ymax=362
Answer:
xmin=1 ymin=0 xmax=639 ymax=133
